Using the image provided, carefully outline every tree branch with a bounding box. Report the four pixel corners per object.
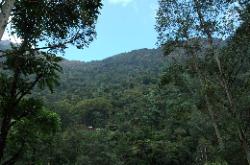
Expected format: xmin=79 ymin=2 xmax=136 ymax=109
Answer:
xmin=16 ymin=75 xmax=42 ymax=103
xmin=29 ymin=30 xmax=80 ymax=51
xmin=9 ymin=112 xmax=29 ymax=128
xmin=1 ymin=141 xmax=24 ymax=165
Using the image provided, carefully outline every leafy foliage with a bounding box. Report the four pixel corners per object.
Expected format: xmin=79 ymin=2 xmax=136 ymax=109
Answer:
xmin=0 ymin=0 xmax=102 ymax=163
xmin=1 ymin=1 xmax=250 ymax=165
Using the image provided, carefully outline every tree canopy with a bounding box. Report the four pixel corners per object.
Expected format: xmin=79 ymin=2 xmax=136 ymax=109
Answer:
xmin=0 ymin=0 xmax=102 ymax=163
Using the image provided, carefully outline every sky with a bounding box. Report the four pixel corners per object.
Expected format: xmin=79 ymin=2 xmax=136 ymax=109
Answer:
xmin=2 ymin=0 xmax=159 ymax=62
xmin=64 ymin=0 xmax=159 ymax=61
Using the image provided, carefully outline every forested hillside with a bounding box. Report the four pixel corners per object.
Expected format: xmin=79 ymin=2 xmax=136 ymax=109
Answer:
xmin=0 ymin=0 xmax=250 ymax=165
xmin=0 ymin=40 xmax=11 ymax=50
xmin=39 ymin=48 xmax=166 ymax=103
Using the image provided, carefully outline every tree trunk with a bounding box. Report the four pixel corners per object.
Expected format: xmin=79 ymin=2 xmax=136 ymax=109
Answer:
xmin=188 ymin=47 xmax=224 ymax=149
xmin=242 ymin=142 xmax=250 ymax=165
xmin=193 ymin=0 xmax=250 ymax=162
xmin=0 ymin=0 xmax=15 ymax=40
xmin=0 ymin=115 xmax=11 ymax=161
xmin=205 ymin=95 xmax=224 ymax=149
xmin=0 ymin=69 xmax=19 ymax=162
xmin=2 ymin=140 xmax=24 ymax=165
xmin=238 ymin=128 xmax=250 ymax=165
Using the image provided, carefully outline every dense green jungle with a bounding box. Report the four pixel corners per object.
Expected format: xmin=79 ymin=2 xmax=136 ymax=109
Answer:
xmin=0 ymin=0 xmax=250 ymax=164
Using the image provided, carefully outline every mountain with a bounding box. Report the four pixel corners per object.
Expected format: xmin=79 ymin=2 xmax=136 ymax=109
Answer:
xmin=46 ymin=39 xmax=224 ymax=103
xmin=0 ymin=40 xmax=11 ymax=50
xmin=1 ymin=39 xmax=223 ymax=104
xmin=0 ymin=39 xmax=168 ymax=103
xmin=36 ymin=48 xmax=169 ymax=103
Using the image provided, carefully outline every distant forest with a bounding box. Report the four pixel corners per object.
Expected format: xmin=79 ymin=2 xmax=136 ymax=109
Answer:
xmin=0 ymin=0 xmax=250 ymax=165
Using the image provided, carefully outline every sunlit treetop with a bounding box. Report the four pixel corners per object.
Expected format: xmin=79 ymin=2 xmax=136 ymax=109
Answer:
xmin=155 ymin=0 xmax=249 ymax=45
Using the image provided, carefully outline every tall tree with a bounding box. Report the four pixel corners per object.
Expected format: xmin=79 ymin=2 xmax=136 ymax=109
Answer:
xmin=0 ymin=0 xmax=15 ymax=40
xmin=0 ymin=0 xmax=102 ymax=163
xmin=156 ymin=0 xmax=250 ymax=163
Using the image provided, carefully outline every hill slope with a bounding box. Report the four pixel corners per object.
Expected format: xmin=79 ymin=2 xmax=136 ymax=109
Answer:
xmin=39 ymin=48 xmax=168 ymax=103
xmin=0 ymin=40 xmax=11 ymax=50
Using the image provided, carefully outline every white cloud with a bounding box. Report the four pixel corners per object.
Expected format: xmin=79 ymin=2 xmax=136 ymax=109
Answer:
xmin=149 ymin=2 xmax=159 ymax=18
xmin=108 ymin=0 xmax=134 ymax=6
xmin=2 ymin=29 xmax=22 ymax=44
xmin=1 ymin=16 xmax=22 ymax=43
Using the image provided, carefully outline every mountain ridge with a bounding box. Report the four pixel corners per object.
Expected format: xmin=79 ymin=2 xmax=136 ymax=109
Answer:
xmin=36 ymin=47 xmax=167 ymax=103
